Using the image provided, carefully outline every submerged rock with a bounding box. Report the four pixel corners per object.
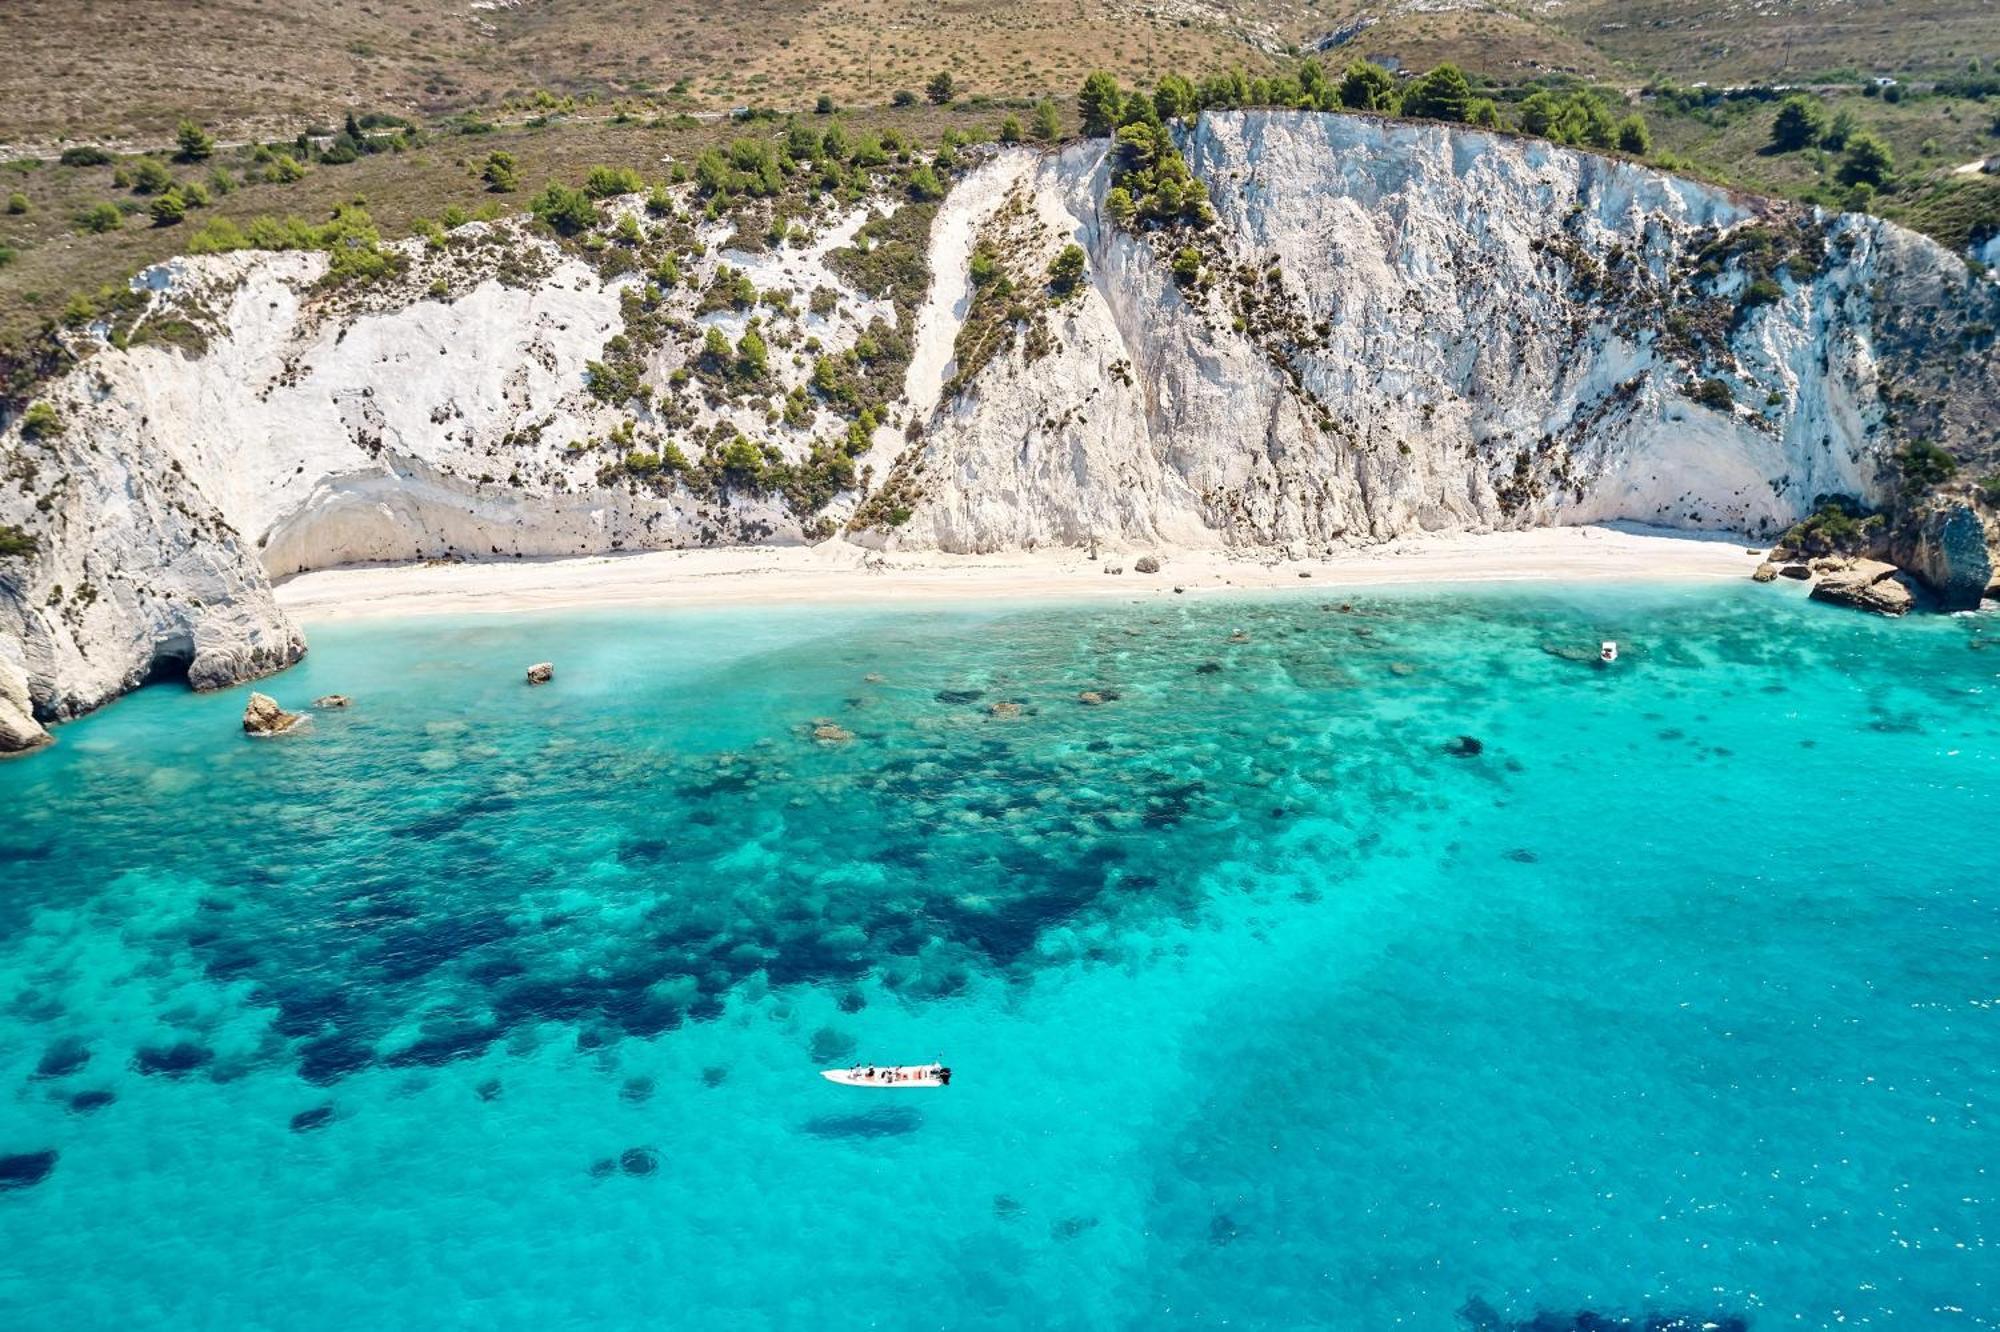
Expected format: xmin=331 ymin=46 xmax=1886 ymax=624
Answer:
xmin=1077 ymin=691 xmax=1106 ymax=706
xmin=525 ymin=662 xmax=554 ymax=686
xmin=242 ymin=692 xmax=305 ymax=735
xmin=313 ymin=694 xmax=352 ymax=709
xmin=811 ymin=720 xmax=855 ymax=744
xmin=619 ymin=1146 xmax=660 ymax=1176
xmin=988 ymin=701 xmax=1023 ymax=719
xmin=0 ymin=1149 xmax=58 ymax=1191
xmin=1810 ymin=559 xmax=1918 ymax=616
xmin=1445 ymin=735 xmax=1484 ymax=758
xmin=289 ymin=1105 xmax=335 ymax=1133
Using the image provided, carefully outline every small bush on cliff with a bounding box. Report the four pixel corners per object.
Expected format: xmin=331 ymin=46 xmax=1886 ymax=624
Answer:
xmin=1780 ymin=496 xmax=1883 ymax=556
xmin=0 ymin=524 xmax=35 ymax=558
xmin=1894 ymin=439 xmax=1958 ymax=498
xmin=1048 ymin=243 xmax=1086 ymax=297
xmin=1691 ymin=378 xmax=1734 ymax=411
xmin=20 ymin=401 xmax=62 ymax=438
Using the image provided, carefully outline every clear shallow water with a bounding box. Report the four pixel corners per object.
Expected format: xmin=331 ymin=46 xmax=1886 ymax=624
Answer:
xmin=1 ymin=583 xmax=1995 ymax=1330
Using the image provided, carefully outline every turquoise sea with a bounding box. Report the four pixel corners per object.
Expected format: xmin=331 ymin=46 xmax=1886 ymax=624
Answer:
xmin=1 ymin=582 xmax=1995 ymax=1330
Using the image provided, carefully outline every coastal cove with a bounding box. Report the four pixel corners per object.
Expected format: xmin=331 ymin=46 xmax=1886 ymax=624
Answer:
xmin=3 ymin=581 xmax=1996 ymax=1328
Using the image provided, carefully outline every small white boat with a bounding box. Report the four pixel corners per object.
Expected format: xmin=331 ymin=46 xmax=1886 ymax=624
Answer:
xmin=821 ymin=1062 xmax=951 ymax=1088
xmin=1599 ymin=640 xmax=1619 ymax=664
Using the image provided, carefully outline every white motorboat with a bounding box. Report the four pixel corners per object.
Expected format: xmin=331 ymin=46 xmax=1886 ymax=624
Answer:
xmin=821 ymin=1062 xmax=951 ymax=1088
xmin=1599 ymin=640 xmax=1619 ymax=663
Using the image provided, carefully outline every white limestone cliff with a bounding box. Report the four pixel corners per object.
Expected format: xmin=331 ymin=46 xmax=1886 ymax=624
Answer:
xmin=3 ymin=110 xmax=1995 ymax=745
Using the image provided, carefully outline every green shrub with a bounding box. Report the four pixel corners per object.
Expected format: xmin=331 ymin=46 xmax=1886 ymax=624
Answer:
xmin=1691 ymin=378 xmax=1734 ymax=411
xmin=1739 ymin=277 xmax=1783 ymax=310
xmin=531 ymin=182 xmax=597 ymax=234
xmin=1769 ymin=96 xmax=1826 ymax=152
xmin=1401 ymin=64 xmax=1473 ymax=122
xmin=1033 ymin=99 xmax=1063 ymax=141
xmin=1780 ymin=495 xmax=1883 ymax=555
xmin=891 ymin=89 xmax=918 ymax=108
xmin=1048 ymin=243 xmax=1086 ymax=296
xmin=0 ymin=245 xmax=14 ymax=267
xmin=736 ymin=327 xmax=769 ymax=379
xmin=481 ymin=150 xmax=519 ymax=193
xmin=926 ymin=71 xmax=955 ymax=105
xmin=76 ymin=201 xmax=123 ymax=233
xmin=1894 ymin=439 xmax=1957 ymax=497
xmin=1079 ymin=71 xmax=1123 ymax=136
xmin=21 ymin=401 xmax=63 ymax=438
xmin=0 ymin=524 xmax=35 ymax=558
xmin=1338 ymin=61 xmax=1398 ymax=113
xmin=58 ymin=145 xmax=113 ymax=167
xmin=1839 ymin=134 xmax=1894 ymax=188
xmin=174 ymin=120 xmax=216 ymax=162
xmin=132 ymin=157 xmax=174 ymax=194
xmin=998 ymin=115 xmax=1023 ymax=144
xmin=815 ymin=94 xmax=836 ymax=114
xmin=1614 ymin=116 xmax=1651 ymax=155
xmin=4 ymin=191 xmax=26 ymax=214
xmin=583 ymin=164 xmax=644 ymax=199
xmin=1172 ymin=246 xmax=1203 ymax=287
xmin=149 ymin=190 xmax=188 ymax=226
xmin=906 ymin=164 xmax=946 ymax=201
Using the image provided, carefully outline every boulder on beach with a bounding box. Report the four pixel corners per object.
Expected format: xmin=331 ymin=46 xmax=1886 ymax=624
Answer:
xmin=1778 ymin=564 xmax=1812 ymax=580
xmin=526 ymin=662 xmax=554 ymax=685
xmin=313 ymin=694 xmax=352 ymax=709
xmin=1810 ymin=559 xmax=1918 ymax=617
xmin=242 ymin=692 xmax=305 ymax=736
xmin=1751 ymin=562 xmax=1779 ymax=583
xmin=1134 ymin=555 xmax=1161 ymax=574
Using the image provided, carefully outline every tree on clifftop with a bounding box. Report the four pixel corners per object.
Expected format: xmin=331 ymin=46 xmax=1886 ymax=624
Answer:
xmin=1401 ymin=64 xmax=1473 ymax=123
xmin=1770 ymin=95 xmax=1827 ymax=152
xmin=1080 ymin=71 xmax=1123 ymax=138
xmin=1337 ymin=61 xmax=1399 ymax=114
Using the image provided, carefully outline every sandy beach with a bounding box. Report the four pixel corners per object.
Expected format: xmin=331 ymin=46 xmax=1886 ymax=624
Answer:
xmin=273 ymin=524 xmax=1764 ymax=622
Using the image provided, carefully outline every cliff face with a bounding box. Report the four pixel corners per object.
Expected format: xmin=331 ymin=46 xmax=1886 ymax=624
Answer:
xmin=889 ymin=113 xmax=1998 ymax=552
xmin=3 ymin=110 xmax=1996 ymax=741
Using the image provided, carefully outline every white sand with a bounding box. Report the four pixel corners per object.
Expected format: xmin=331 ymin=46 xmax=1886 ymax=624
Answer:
xmin=273 ymin=525 xmax=1763 ymax=623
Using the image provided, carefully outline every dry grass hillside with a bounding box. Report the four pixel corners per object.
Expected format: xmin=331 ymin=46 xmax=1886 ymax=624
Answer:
xmin=8 ymin=0 xmax=1997 ymax=150
xmin=0 ymin=0 xmax=1305 ymax=149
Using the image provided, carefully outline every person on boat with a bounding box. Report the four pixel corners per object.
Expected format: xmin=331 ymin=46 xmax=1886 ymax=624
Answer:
xmin=937 ymin=1066 xmax=951 ymax=1086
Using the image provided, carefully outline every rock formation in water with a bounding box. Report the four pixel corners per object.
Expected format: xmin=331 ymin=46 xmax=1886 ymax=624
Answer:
xmin=2 ymin=111 xmax=1997 ymax=739
xmin=242 ymin=691 xmax=304 ymax=735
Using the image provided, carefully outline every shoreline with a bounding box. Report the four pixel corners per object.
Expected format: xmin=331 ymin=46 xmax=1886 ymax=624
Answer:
xmin=273 ymin=525 xmax=1764 ymax=623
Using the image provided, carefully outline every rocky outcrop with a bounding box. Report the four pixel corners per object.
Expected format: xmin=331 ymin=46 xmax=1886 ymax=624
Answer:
xmin=1890 ymin=490 xmax=1999 ymax=611
xmin=1809 ymin=559 xmax=1919 ymax=616
xmin=525 ymin=662 xmax=554 ymax=686
xmin=0 ymin=652 xmax=50 ymax=754
xmin=242 ymin=691 xmax=305 ymax=734
xmin=313 ymin=694 xmax=351 ymax=708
